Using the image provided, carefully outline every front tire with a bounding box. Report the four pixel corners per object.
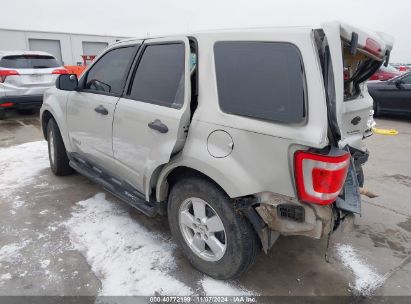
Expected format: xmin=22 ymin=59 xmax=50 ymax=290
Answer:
xmin=47 ymin=118 xmax=73 ymax=176
xmin=168 ymin=176 xmax=260 ymax=279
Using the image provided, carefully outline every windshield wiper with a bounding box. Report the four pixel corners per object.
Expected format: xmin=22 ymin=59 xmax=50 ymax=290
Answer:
xmin=32 ymin=66 xmax=50 ymax=69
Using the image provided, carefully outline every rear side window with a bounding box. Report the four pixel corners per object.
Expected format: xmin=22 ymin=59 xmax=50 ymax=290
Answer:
xmin=401 ymin=73 xmax=411 ymax=84
xmin=129 ymin=43 xmax=185 ymax=108
xmin=84 ymin=46 xmax=136 ymax=95
xmin=214 ymin=42 xmax=305 ymax=123
xmin=0 ymin=55 xmax=60 ymax=69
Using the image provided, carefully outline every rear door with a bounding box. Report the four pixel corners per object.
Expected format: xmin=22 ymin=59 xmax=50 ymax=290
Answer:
xmin=66 ymin=45 xmax=138 ymax=172
xmin=113 ymin=37 xmax=191 ymax=197
xmin=321 ymin=22 xmax=393 ymax=148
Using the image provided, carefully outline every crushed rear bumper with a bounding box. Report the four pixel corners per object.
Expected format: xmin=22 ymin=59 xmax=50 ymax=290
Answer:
xmin=255 ymin=193 xmax=335 ymax=240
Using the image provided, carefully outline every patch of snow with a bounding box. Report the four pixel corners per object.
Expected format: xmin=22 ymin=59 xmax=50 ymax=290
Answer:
xmin=200 ymin=278 xmax=255 ymax=296
xmin=10 ymin=210 xmax=16 ymax=215
xmin=0 ymin=240 xmax=30 ymax=264
xmin=34 ymin=182 xmax=49 ymax=188
xmin=64 ymin=193 xmax=192 ymax=296
xmin=0 ymin=141 xmax=49 ymax=199
xmin=39 ymin=209 xmax=49 ymax=215
xmin=40 ymin=259 xmax=50 ymax=269
xmin=12 ymin=200 xmax=25 ymax=209
xmin=336 ymin=244 xmax=384 ymax=296
xmin=37 ymin=233 xmax=46 ymax=240
xmin=0 ymin=273 xmax=12 ymax=281
xmin=19 ymin=271 xmax=28 ymax=278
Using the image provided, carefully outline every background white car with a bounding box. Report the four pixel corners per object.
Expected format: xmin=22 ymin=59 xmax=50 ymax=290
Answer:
xmin=0 ymin=50 xmax=67 ymax=119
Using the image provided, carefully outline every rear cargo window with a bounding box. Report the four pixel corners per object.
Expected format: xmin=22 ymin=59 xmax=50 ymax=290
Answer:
xmin=214 ymin=41 xmax=305 ymax=123
xmin=0 ymin=55 xmax=60 ymax=69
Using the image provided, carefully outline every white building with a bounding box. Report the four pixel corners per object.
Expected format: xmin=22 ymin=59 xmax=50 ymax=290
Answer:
xmin=0 ymin=28 xmax=127 ymax=66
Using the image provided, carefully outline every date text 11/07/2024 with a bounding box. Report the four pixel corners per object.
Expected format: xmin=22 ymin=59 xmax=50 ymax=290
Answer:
xmin=149 ymin=296 xmax=257 ymax=303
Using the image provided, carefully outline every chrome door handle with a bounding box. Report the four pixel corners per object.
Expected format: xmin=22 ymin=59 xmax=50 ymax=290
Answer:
xmin=94 ymin=105 xmax=108 ymax=115
xmin=148 ymin=119 xmax=168 ymax=133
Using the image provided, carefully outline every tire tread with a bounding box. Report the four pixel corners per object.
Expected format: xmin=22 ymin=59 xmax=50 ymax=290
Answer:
xmin=47 ymin=118 xmax=73 ymax=176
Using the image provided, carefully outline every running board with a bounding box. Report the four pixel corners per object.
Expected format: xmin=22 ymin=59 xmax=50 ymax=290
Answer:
xmin=68 ymin=155 xmax=158 ymax=217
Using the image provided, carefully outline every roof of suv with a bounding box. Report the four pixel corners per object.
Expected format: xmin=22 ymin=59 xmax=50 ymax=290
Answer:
xmin=0 ymin=50 xmax=56 ymax=59
xmin=109 ymin=25 xmax=315 ymax=47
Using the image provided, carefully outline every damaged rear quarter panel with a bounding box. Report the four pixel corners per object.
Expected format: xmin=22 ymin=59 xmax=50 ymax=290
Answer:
xmin=157 ymin=29 xmax=330 ymax=201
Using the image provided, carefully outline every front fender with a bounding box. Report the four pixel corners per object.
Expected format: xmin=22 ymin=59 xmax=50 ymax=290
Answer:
xmin=40 ymin=88 xmax=71 ymax=151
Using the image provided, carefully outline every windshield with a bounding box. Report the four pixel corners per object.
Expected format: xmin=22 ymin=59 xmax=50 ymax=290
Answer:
xmin=380 ymin=64 xmax=399 ymax=73
xmin=0 ymin=55 xmax=60 ymax=69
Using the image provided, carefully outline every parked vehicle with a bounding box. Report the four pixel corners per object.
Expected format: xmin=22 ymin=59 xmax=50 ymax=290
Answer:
xmin=41 ymin=22 xmax=392 ymax=279
xmin=369 ymin=64 xmax=402 ymax=81
xmin=0 ymin=51 xmax=67 ymax=119
xmin=368 ymin=72 xmax=411 ymax=116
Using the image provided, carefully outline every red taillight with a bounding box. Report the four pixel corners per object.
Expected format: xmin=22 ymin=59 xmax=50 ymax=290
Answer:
xmin=364 ymin=38 xmax=382 ymax=57
xmin=0 ymin=69 xmax=19 ymax=83
xmin=0 ymin=102 xmax=14 ymax=107
xmin=294 ymin=150 xmax=350 ymax=205
xmin=52 ymin=68 xmax=69 ymax=75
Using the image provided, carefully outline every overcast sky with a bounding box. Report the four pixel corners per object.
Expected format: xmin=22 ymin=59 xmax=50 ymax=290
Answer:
xmin=1 ymin=0 xmax=410 ymax=62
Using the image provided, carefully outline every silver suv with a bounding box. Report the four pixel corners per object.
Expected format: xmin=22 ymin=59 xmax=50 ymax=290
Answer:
xmin=40 ymin=22 xmax=393 ymax=279
xmin=0 ymin=51 xmax=67 ymax=119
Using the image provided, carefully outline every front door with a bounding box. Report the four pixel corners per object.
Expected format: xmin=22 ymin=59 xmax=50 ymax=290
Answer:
xmin=383 ymin=74 xmax=411 ymax=114
xmin=67 ymin=45 xmax=138 ymax=172
xmin=113 ymin=37 xmax=191 ymax=197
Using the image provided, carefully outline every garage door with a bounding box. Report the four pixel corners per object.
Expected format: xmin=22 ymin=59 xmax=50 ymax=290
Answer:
xmin=28 ymin=39 xmax=63 ymax=64
xmin=82 ymin=41 xmax=108 ymax=56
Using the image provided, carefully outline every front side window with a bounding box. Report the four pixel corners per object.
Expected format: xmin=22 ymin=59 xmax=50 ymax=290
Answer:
xmin=214 ymin=41 xmax=305 ymax=123
xmin=84 ymin=46 xmax=136 ymax=95
xmin=129 ymin=43 xmax=185 ymax=108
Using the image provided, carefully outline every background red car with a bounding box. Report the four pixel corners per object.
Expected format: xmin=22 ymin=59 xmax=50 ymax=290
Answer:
xmin=369 ymin=64 xmax=402 ymax=81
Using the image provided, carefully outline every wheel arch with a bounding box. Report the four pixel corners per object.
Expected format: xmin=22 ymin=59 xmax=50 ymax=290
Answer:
xmin=41 ymin=110 xmax=54 ymax=139
xmin=155 ymin=161 xmax=241 ymax=203
xmin=40 ymin=105 xmax=71 ymax=152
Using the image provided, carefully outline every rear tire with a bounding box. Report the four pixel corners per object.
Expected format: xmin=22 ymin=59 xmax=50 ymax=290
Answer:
xmin=47 ymin=118 xmax=73 ymax=176
xmin=0 ymin=110 xmax=5 ymax=120
xmin=168 ymin=176 xmax=260 ymax=279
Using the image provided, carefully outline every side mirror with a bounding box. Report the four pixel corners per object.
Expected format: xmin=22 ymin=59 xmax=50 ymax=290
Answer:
xmin=56 ymin=74 xmax=78 ymax=91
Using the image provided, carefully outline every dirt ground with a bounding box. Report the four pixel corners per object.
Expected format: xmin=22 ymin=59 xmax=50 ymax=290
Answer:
xmin=0 ymin=109 xmax=410 ymax=298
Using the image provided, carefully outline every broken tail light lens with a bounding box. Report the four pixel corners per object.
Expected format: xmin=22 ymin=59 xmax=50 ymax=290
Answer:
xmin=0 ymin=69 xmax=19 ymax=83
xmin=294 ymin=150 xmax=350 ymax=205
